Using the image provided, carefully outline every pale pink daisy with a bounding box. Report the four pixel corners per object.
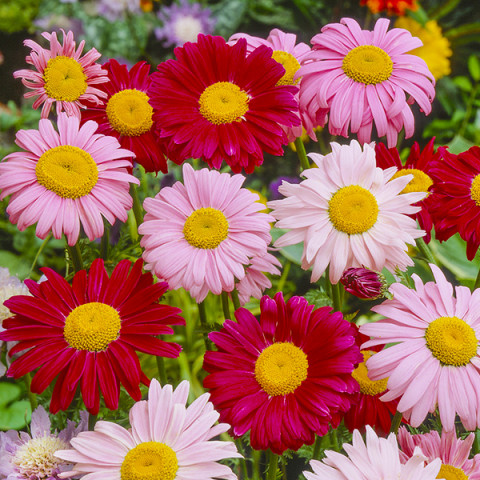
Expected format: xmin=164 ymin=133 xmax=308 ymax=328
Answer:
xmin=0 ymin=113 xmax=138 ymax=246
xmin=139 ymin=163 xmax=273 ymax=302
xmin=268 ymin=140 xmax=425 ymax=284
xmin=228 ymin=28 xmax=312 ymax=142
xmin=304 ymin=426 xmax=441 ymax=480
xmin=398 ymin=427 xmax=480 ymax=480
xmin=361 ymin=264 xmax=480 ymax=431
xmin=55 ymin=378 xmax=240 ymax=480
xmin=14 ymin=30 xmax=109 ymax=118
xmin=297 ymin=18 xmax=435 ymax=148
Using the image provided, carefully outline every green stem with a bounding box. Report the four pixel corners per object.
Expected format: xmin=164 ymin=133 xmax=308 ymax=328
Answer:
xmin=312 ymin=435 xmax=324 ymax=460
xmin=88 ymin=413 xmax=98 ymax=431
xmin=331 ymin=280 xmax=343 ymax=312
xmin=415 ymin=237 xmax=436 ymax=266
xmin=127 ymin=209 xmax=139 ymax=242
xmin=459 ymin=82 xmax=479 ymax=137
xmin=197 ymin=301 xmax=211 ymax=350
xmin=390 ymin=410 xmax=403 ymax=434
xmin=474 ymin=267 xmax=480 ymax=290
xmin=221 ymin=291 xmax=231 ymax=320
xmin=473 ymin=430 xmax=480 ymax=454
xmin=100 ymin=225 xmax=109 ymax=261
xmin=29 ymin=233 xmax=52 ymax=277
xmin=294 ymin=137 xmax=310 ymax=171
xmin=231 ymin=289 xmax=241 ymax=312
xmin=23 ymin=372 xmax=38 ymax=412
xmin=267 ymin=451 xmax=278 ymax=480
xmin=329 ymin=429 xmax=340 ymax=452
xmin=130 ymin=184 xmax=144 ymax=229
xmin=235 ymin=439 xmax=249 ymax=480
xmin=156 ymin=354 xmax=168 ymax=385
xmin=276 ymin=260 xmax=291 ymax=293
xmin=252 ymin=449 xmax=261 ymax=480
xmin=66 ymin=242 xmax=84 ymax=273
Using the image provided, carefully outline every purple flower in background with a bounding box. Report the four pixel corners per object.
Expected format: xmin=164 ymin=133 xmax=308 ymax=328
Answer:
xmin=97 ymin=0 xmax=141 ymax=22
xmin=155 ymin=0 xmax=216 ymax=47
xmin=0 ymin=406 xmax=87 ymax=479
xmin=269 ymin=176 xmax=301 ymax=200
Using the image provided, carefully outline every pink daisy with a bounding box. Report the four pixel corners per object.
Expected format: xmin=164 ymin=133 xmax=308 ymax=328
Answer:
xmin=14 ymin=30 xmax=109 ymax=119
xmin=55 ymin=378 xmax=240 ymax=480
xmin=0 ymin=113 xmax=138 ymax=246
xmin=398 ymin=427 xmax=480 ymax=480
xmin=297 ymin=18 xmax=435 ymax=148
xmin=304 ymin=426 xmax=441 ymax=480
xmin=139 ymin=163 xmax=273 ymax=302
xmin=360 ymin=264 xmax=480 ymax=431
xmin=228 ymin=28 xmax=312 ymax=142
xmin=268 ymin=140 xmax=426 ymax=284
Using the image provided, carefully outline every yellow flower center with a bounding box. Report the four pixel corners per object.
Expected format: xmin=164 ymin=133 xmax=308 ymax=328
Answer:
xmin=272 ymin=50 xmax=301 ymax=86
xmin=198 ymin=82 xmax=249 ymax=125
xmin=35 ymin=145 xmax=98 ymax=199
xmin=352 ymin=350 xmax=388 ymax=396
xmin=43 ymin=56 xmax=87 ymax=101
xmin=391 ymin=168 xmax=433 ymax=194
xmin=106 ymin=89 xmax=153 ymax=137
xmin=120 ymin=442 xmax=178 ymax=480
xmin=328 ymin=185 xmax=379 ymax=235
xmin=342 ymin=45 xmax=393 ymax=85
xmin=255 ymin=342 xmax=308 ymax=396
xmin=425 ymin=316 xmax=478 ymax=366
xmin=63 ymin=302 xmax=121 ymax=352
xmin=437 ymin=464 xmax=469 ymax=480
xmin=183 ymin=207 xmax=229 ymax=249
xmin=470 ymin=175 xmax=480 ymax=206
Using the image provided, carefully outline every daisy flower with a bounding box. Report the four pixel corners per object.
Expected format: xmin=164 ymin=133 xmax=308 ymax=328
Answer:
xmin=398 ymin=427 xmax=480 ymax=480
xmin=375 ymin=138 xmax=439 ymax=243
xmin=155 ymin=0 xmax=216 ymax=47
xmin=55 ymin=378 xmax=240 ymax=480
xmin=228 ymin=28 xmax=312 ymax=142
xmin=203 ymin=292 xmax=362 ymax=454
xmin=14 ymin=30 xmax=109 ymax=119
xmin=148 ymin=34 xmax=300 ymax=173
xmin=0 ymin=259 xmax=184 ymax=414
xmin=0 ymin=406 xmax=87 ymax=480
xmin=297 ymin=18 xmax=435 ymax=148
xmin=268 ymin=140 xmax=426 ymax=284
xmin=360 ymin=264 xmax=480 ymax=431
xmin=139 ymin=163 xmax=273 ymax=302
xmin=0 ymin=113 xmax=138 ymax=246
xmin=429 ymin=146 xmax=480 ymax=260
xmin=304 ymin=426 xmax=441 ymax=480
xmin=82 ymin=59 xmax=168 ymax=173
xmin=360 ymin=0 xmax=418 ymax=16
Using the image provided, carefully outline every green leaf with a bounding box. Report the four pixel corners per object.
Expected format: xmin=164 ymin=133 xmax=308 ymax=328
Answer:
xmin=0 ymin=382 xmax=31 ymax=430
xmin=445 ymin=23 xmax=480 ymax=41
xmin=447 ymin=134 xmax=475 ymax=154
xmin=270 ymin=228 xmax=303 ymax=265
xmin=0 ymin=251 xmax=31 ymax=280
xmin=211 ymin=0 xmax=248 ymax=38
xmin=429 ymin=0 xmax=461 ymax=20
xmin=453 ymin=76 xmax=473 ymax=92
xmin=468 ymin=55 xmax=480 ymax=82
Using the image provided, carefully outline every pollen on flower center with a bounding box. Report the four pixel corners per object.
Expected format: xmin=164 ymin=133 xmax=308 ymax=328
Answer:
xmin=35 ymin=145 xmax=98 ymax=199
xmin=272 ymin=50 xmax=301 ymax=86
xmin=436 ymin=464 xmax=469 ymax=480
xmin=198 ymin=82 xmax=249 ymax=125
xmin=328 ymin=185 xmax=379 ymax=234
xmin=183 ymin=207 xmax=229 ymax=249
xmin=120 ymin=442 xmax=178 ymax=480
xmin=43 ymin=55 xmax=87 ymax=101
xmin=63 ymin=302 xmax=121 ymax=352
xmin=342 ymin=45 xmax=393 ymax=85
xmin=470 ymin=174 xmax=480 ymax=206
xmin=255 ymin=342 xmax=308 ymax=396
xmin=425 ymin=316 xmax=478 ymax=366
xmin=106 ymin=89 xmax=153 ymax=137
xmin=352 ymin=350 xmax=388 ymax=396
xmin=13 ymin=435 xmax=69 ymax=479
xmin=392 ymin=168 xmax=433 ymax=194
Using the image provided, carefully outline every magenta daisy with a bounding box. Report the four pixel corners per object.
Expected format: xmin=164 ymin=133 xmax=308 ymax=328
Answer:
xmin=14 ymin=30 xmax=109 ymax=118
xmin=148 ymin=34 xmax=300 ymax=173
xmin=298 ymin=18 xmax=435 ymax=147
xmin=0 ymin=113 xmax=138 ymax=246
xmin=81 ymin=59 xmax=169 ymax=174
xmin=304 ymin=426 xmax=441 ymax=480
xmin=398 ymin=427 xmax=480 ymax=480
xmin=55 ymin=378 xmax=240 ymax=480
xmin=268 ymin=140 xmax=426 ymax=284
xmin=203 ymin=293 xmax=362 ymax=454
xmin=139 ymin=163 xmax=273 ymax=302
xmin=361 ymin=264 xmax=480 ymax=431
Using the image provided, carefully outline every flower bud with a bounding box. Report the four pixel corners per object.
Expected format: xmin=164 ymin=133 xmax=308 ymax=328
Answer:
xmin=340 ymin=267 xmax=386 ymax=300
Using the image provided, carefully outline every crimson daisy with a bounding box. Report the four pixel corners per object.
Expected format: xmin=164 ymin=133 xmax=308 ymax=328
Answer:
xmin=148 ymin=34 xmax=300 ymax=174
xmin=429 ymin=145 xmax=480 ymax=260
xmin=376 ymin=138 xmax=438 ymax=243
xmin=203 ymin=292 xmax=362 ymax=454
xmin=0 ymin=259 xmax=184 ymax=415
xmin=81 ymin=59 xmax=168 ymax=173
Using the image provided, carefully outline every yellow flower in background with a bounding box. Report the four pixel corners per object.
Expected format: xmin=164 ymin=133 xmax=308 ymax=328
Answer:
xmin=395 ymin=17 xmax=452 ymax=80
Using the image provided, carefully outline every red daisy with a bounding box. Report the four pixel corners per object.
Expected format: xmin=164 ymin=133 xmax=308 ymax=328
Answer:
xmin=375 ymin=138 xmax=438 ymax=243
xmin=148 ymin=34 xmax=300 ymax=174
xmin=0 ymin=259 xmax=184 ymax=415
xmin=81 ymin=59 xmax=168 ymax=173
xmin=203 ymin=292 xmax=362 ymax=454
xmin=429 ymin=146 xmax=480 ymax=260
